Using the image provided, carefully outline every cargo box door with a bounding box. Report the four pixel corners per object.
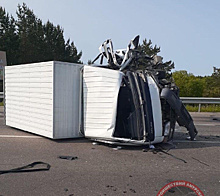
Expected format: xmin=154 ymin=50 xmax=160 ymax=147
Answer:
xmin=83 ymin=66 xmax=123 ymax=139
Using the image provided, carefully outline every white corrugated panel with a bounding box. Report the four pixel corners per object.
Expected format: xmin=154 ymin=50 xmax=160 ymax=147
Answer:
xmin=83 ymin=66 xmax=123 ymax=138
xmin=5 ymin=62 xmax=54 ymax=138
xmin=53 ymin=61 xmax=82 ymax=139
xmin=5 ymin=61 xmax=83 ymax=139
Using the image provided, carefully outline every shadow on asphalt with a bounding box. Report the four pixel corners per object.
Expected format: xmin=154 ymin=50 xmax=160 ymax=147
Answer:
xmin=3 ymin=126 xmax=220 ymax=151
xmin=54 ymin=138 xmax=91 ymax=144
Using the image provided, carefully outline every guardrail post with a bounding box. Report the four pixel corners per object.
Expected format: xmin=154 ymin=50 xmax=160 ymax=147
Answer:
xmin=198 ymin=104 xmax=201 ymax=112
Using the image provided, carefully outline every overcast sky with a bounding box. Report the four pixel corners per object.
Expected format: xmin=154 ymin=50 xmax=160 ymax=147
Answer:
xmin=1 ymin=0 xmax=220 ymax=76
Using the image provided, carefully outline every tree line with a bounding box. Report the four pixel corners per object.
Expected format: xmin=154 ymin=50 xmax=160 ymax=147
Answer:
xmin=0 ymin=3 xmax=82 ymax=65
xmin=0 ymin=4 xmax=219 ymax=97
xmin=172 ymin=69 xmax=220 ymax=97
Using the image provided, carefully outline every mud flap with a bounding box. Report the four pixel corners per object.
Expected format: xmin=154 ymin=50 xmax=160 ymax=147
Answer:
xmin=161 ymin=88 xmax=198 ymax=140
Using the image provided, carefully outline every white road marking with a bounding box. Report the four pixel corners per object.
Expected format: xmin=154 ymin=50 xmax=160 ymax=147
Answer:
xmin=195 ymin=124 xmax=219 ymax=126
xmin=0 ymin=135 xmax=42 ymax=138
xmin=174 ymin=140 xmax=220 ymax=144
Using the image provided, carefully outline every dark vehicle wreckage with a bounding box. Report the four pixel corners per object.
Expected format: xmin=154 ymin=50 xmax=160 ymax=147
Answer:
xmin=82 ymin=35 xmax=198 ymax=145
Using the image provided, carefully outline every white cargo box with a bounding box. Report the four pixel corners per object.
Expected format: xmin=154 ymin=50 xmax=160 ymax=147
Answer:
xmin=5 ymin=61 xmax=83 ymax=139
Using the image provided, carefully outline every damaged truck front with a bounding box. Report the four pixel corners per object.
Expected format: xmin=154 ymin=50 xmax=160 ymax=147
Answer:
xmin=83 ymin=35 xmax=198 ymax=145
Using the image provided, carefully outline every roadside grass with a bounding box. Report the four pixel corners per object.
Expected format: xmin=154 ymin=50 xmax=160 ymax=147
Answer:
xmin=186 ymin=104 xmax=220 ymax=112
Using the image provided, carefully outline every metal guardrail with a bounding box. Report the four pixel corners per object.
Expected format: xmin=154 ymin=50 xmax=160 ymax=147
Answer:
xmin=0 ymin=92 xmax=219 ymax=111
xmin=181 ymin=97 xmax=220 ymax=112
xmin=181 ymin=97 xmax=220 ymax=104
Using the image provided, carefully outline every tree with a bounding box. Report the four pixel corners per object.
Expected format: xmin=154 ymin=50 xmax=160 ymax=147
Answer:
xmin=43 ymin=21 xmax=66 ymax=61
xmin=64 ymin=39 xmax=82 ymax=63
xmin=0 ymin=7 xmax=19 ymax=65
xmin=213 ymin=66 xmax=220 ymax=77
xmin=172 ymin=70 xmax=190 ymax=96
xmin=135 ymin=39 xmax=174 ymax=78
xmin=16 ymin=3 xmax=45 ymax=64
xmin=203 ymin=67 xmax=220 ymax=97
xmin=173 ymin=68 xmax=220 ymax=97
xmin=0 ymin=3 xmax=82 ymax=65
xmin=172 ymin=70 xmax=204 ymax=97
xmin=140 ymin=39 xmax=174 ymax=71
xmin=140 ymin=39 xmax=161 ymax=57
xmin=187 ymin=76 xmax=204 ymax=97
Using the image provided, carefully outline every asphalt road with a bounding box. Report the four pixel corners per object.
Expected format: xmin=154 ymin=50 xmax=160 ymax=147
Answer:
xmin=0 ymin=107 xmax=219 ymax=196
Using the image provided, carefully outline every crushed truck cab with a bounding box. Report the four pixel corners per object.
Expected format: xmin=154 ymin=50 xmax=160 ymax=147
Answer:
xmin=83 ymin=65 xmax=197 ymax=145
xmin=83 ymin=66 xmax=164 ymax=145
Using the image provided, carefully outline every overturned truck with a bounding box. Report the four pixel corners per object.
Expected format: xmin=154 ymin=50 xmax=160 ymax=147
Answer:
xmin=83 ymin=35 xmax=197 ymax=145
xmin=5 ymin=35 xmax=197 ymax=145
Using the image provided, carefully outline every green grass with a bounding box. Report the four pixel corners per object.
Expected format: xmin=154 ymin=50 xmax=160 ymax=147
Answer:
xmin=0 ymin=102 xmax=3 ymax=106
xmin=186 ymin=104 xmax=220 ymax=112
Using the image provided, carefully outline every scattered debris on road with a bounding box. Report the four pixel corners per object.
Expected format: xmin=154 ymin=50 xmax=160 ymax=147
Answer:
xmin=143 ymin=145 xmax=187 ymax=163
xmin=191 ymin=157 xmax=209 ymax=167
xmin=112 ymin=146 xmax=122 ymax=150
xmin=58 ymin=156 xmax=78 ymax=161
xmin=0 ymin=161 xmax=51 ymax=175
